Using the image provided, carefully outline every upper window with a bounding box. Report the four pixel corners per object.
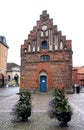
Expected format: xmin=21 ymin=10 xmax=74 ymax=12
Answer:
xmin=60 ymin=41 xmax=63 ymax=50
xmin=41 ymin=55 xmax=50 ymax=61
xmin=41 ymin=41 xmax=47 ymax=49
xmin=41 ymin=31 xmax=44 ymax=37
xmin=45 ymin=30 xmax=48 ymax=36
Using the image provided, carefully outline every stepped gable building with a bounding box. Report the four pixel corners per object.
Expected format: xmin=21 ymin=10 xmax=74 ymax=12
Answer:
xmin=20 ymin=10 xmax=73 ymax=92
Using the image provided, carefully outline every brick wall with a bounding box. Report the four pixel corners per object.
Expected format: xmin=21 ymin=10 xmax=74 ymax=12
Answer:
xmin=20 ymin=10 xmax=73 ymax=92
xmin=0 ymin=43 xmax=8 ymax=75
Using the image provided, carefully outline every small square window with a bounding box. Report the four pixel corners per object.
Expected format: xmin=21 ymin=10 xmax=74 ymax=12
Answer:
xmin=41 ymin=55 xmax=50 ymax=61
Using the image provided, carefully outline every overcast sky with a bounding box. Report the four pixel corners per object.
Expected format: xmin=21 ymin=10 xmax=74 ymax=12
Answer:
xmin=0 ymin=0 xmax=84 ymax=66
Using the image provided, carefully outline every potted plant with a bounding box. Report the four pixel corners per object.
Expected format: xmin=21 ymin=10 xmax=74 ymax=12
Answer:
xmin=11 ymin=91 xmax=32 ymax=122
xmin=47 ymin=87 xmax=73 ymax=127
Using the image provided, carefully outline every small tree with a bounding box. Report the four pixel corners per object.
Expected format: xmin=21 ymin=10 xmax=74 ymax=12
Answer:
xmin=47 ymin=87 xmax=73 ymax=127
xmin=11 ymin=91 xmax=32 ymax=122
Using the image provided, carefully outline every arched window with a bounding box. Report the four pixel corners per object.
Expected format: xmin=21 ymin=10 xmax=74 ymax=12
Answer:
xmin=41 ymin=41 xmax=47 ymax=49
xmin=8 ymin=75 xmax=11 ymax=81
xmin=41 ymin=31 xmax=44 ymax=37
xmin=45 ymin=30 xmax=48 ymax=36
xmin=60 ymin=41 xmax=63 ymax=50
xmin=40 ymin=55 xmax=50 ymax=61
xmin=28 ymin=43 xmax=31 ymax=52
xmin=24 ymin=48 xmax=27 ymax=53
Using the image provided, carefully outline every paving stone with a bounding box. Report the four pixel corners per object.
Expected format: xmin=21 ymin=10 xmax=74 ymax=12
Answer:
xmin=0 ymin=93 xmax=84 ymax=129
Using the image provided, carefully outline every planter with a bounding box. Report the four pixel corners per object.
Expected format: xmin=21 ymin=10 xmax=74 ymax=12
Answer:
xmin=21 ymin=117 xmax=28 ymax=122
xmin=56 ymin=112 xmax=71 ymax=127
xmin=47 ymin=88 xmax=73 ymax=127
xmin=26 ymin=107 xmax=31 ymax=117
xmin=21 ymin=107 xmax=31 ymax=122
xmin=11 ymin=92 xmax=32 ymax=122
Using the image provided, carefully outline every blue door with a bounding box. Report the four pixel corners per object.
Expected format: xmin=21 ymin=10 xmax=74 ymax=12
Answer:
xmin=40 ymin=76 xmax=47 ymax=92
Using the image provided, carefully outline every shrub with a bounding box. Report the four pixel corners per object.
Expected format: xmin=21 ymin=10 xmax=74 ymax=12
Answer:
xmin=11 ymin=91 xmax=32 ymax=122
xmin=47 ymin=87 xmax=73 ymax=127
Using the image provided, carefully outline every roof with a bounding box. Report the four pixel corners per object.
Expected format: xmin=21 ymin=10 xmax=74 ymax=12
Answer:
xmin=77 ymin=67 xmax=84 ymax=74
xmin=1 ymin=42 xmax=9 ymax=48
xmin=73 ymin=66 xmax=84 ymax=74
xmin=7 ymin=63 xmax=20 ymax=71
xmin=0 ymin=36 xmax=9 ymax=48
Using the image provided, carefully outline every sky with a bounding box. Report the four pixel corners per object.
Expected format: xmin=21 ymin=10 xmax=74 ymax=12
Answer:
xmin=0 ymin=0 xmax=84 ymax=66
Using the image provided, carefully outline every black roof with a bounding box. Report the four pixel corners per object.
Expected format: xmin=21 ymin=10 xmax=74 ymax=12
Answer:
xmin=0 ymin=36 xmax=9 ymax=48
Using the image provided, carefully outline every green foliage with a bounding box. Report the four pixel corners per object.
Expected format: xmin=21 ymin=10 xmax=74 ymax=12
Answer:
xmin=11 ymin=91 xmax=32 ymax=122
xmin=47 ymin=87 xmax=73 ymax=126
xmin=53 ymin=88 xmax=72 ymax=114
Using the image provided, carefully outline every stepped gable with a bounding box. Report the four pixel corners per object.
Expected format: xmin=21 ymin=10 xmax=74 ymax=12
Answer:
xmin=22 ymin=10 xmax=71 ymax=51
xmin=20 ymin=10 xmax=73 ymax=92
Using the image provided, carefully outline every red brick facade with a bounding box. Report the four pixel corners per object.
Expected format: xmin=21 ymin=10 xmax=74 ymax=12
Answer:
xmin=20 ymin=10 xmax=73 ymax=92
xmin=73 ymin=67 xmax=84 ymax=86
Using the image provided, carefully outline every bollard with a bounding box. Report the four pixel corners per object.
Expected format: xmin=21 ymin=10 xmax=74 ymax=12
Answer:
xmin=76 ymin=86 xmax=80 ymax=93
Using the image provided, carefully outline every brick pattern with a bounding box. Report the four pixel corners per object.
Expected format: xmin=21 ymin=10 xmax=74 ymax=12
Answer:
xmin=20 ymin=10 xmax=73 ymax=91
xmin=73 ymin=67 xmax=84 ymax=86
xmin=0 ymin=42 xmax=8 ymax=75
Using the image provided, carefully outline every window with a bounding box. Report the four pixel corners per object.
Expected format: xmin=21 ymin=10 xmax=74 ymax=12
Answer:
xmin=41 ymin=31 xmax=44 ymax=37
xmin=28 ymin=43 xmax=31 ymax=52
xmin=41 ymin=55 xmax=50 ymax=61
xmin=45 ymin=30 xmax=48 ymax=36
xmin=60 ymin=41 xmax=63 ymax=50
xmin=41 ymin=41 xmax=47 ymax=49
xmin=8 ymin=75 xmax=10 ymax=81
xmin=24 ymin=48 xmax=27 ymax=53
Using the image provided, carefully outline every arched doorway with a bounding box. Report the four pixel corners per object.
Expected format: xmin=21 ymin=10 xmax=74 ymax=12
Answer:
xmin=39 ymin=71 xmax=47 ymax=92
xmin=0 ymin=74 xmax=4 ymax=87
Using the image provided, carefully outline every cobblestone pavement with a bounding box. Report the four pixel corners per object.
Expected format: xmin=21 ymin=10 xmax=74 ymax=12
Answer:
xmin=0 ymin=92 xmax=84 ymax=130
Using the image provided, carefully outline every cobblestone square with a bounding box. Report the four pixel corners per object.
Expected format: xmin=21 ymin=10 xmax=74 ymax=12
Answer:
xmin=0 ymin=91 xmax=84 ymax=130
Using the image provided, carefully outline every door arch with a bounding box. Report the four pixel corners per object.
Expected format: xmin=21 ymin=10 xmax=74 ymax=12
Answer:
xmin=0 ymin=74 xmax=4 ymax=87
xmin=39 ymin=71 xmax=47 ymax=92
